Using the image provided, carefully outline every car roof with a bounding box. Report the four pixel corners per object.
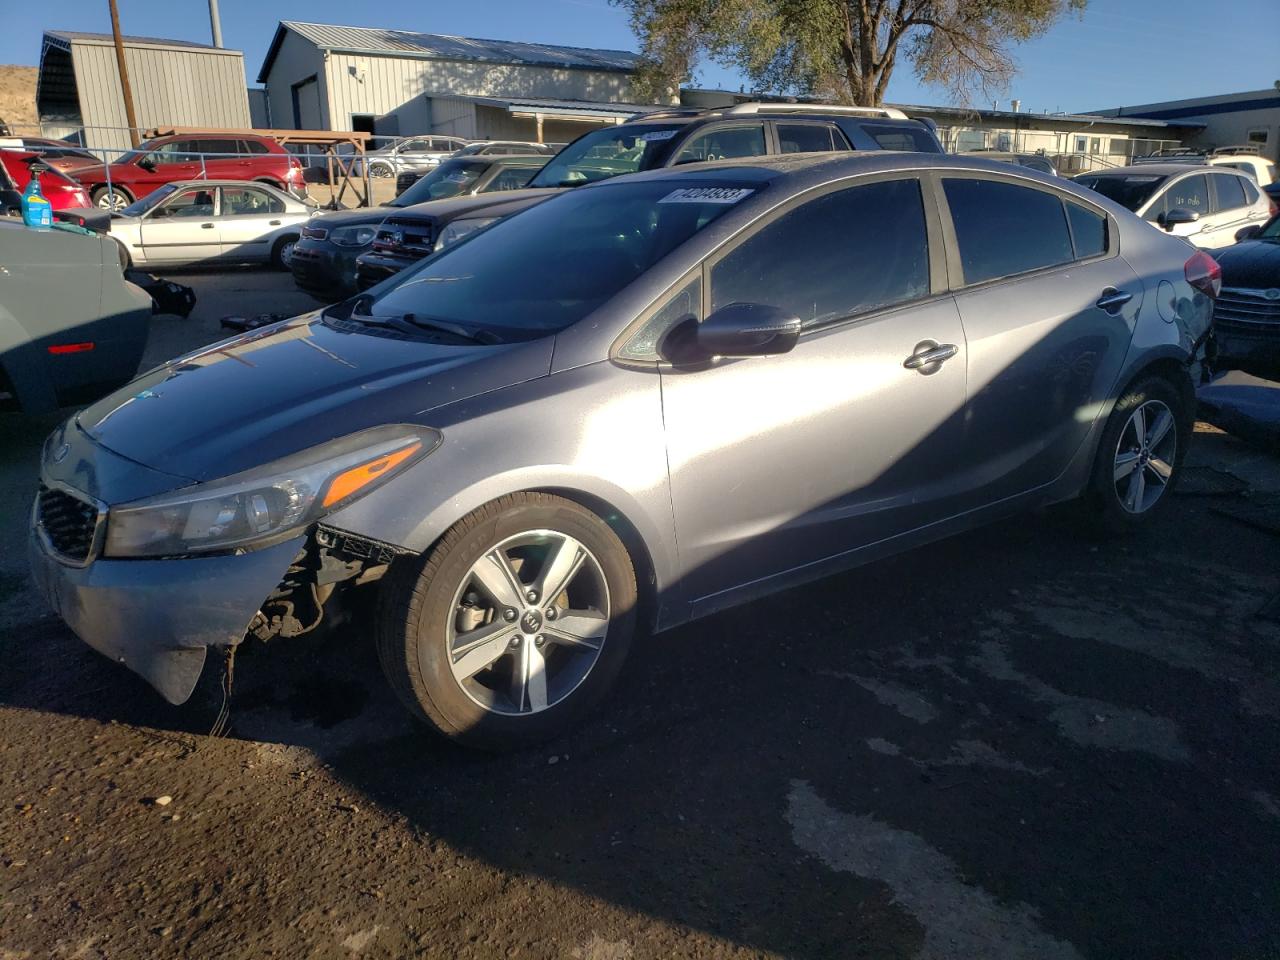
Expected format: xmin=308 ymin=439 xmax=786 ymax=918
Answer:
xmin=157 ymin=179 xmax=291 ymax=191
xmin=1080 ymin=163 xmax=1246 ymax=178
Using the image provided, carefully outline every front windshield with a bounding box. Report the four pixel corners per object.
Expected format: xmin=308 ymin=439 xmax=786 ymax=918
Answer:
xmin=120 ymin=182 xmax=178 ymax=216
xmin=391 ymin=159 xmax=483 ymax=206
xmin=1074 ymin=173 xmax=1167 ymax=211
xmin=528 ymin=124 xmax=685 ymax=188
xmin=350 ymin=179 xmax=749 ymax=340
xmin=114 ymin=139 xmax=161 ymax=166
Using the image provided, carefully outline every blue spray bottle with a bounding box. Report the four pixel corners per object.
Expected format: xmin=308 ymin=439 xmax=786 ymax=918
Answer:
xmin=22 ymin=168 xmax=53 ymax=228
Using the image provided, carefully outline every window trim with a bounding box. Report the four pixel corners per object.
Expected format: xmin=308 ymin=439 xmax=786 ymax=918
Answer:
xmin=931 ymin=169 xmax=1119 ymax=292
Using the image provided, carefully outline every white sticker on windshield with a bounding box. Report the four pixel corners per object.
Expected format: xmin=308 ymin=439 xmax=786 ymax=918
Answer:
xmin=638 ymin=129 xmax=678 ymax=142
xmin=659 ymin=187 xmax=755 ymax=204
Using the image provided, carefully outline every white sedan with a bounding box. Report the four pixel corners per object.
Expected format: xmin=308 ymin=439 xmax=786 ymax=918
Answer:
xmin=109 ymin=180 xmax=316 ymax=268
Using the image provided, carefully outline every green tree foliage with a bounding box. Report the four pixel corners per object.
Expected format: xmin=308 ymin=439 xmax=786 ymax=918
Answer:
xmin=615 ymin=0 xmax=1088 ymax=106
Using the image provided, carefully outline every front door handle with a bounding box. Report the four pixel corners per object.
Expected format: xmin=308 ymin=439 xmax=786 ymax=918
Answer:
xmin=269 ymin=219 xmax=281 ymax=226
xmin=1096 ymin=287 xmax=1133 ymax=314
xmin=903 ymin=340 xmax=958 ymax=375
xmin=201 ymin=222 xmax=215 ymax=229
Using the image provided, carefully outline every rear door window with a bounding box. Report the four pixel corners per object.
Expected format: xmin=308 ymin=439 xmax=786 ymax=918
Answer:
xmin=943 ymin=178 xmax=1073 ymax=285
xmin=483 ymin=165 xmax=537 ymax=192
xmin=775 ymin=123 xmax=845 ymax=154
xmin=859 ymin=122 xmax=941 ymax=153
xmin=1212 ymin=173 xmax=1248 ymax=213
xmin=673 ymin=124 xmax=767 ymax=164
xmin=711 ymin=177 xmax=930 ymax=327
xmin=221 ymin=186 xmax=284 ymax=215
xmin=1065 ymin=201 xmax=1108 ymax=259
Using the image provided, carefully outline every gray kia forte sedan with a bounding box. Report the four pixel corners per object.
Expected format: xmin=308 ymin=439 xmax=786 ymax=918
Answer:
xmin=30 ymin=152 xmax=1218 ymax=750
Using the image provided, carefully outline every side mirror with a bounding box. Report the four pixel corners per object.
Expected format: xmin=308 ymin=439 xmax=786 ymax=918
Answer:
xmin=1235 ymin=224 xmax=1262 ymax=242
xmin=137 ymin=154 xmax=158 ymax=170
xmin=1160 ymin=207 xmax=1200 ymax=231
xmin=695 ymin=303 xmax=801 ymax=358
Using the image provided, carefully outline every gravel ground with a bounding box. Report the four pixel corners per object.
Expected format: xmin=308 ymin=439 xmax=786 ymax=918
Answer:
xmin=1 ymin=271 xmax=1279 ymax=959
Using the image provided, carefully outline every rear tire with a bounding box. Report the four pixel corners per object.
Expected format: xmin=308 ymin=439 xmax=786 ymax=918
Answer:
xmin=1083 ymin=374 xmax=1191 ymax=534
xmin=376 ymin=493 xmax=638 ymax=751
xmin=92 ymin=185 xmax=132 ymax=211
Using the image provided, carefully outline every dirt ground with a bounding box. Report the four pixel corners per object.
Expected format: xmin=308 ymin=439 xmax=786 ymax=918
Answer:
xmin=2 ymin=270 xmax=1279 ymax=959
xmin=0 ymin=65 xmax=37 ymax=131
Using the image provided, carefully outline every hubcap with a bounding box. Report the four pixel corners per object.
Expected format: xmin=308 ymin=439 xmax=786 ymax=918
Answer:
xmin=280 ymin=240 xmax=295 ymax=266
xmin=1113 ymin=399 xmax=1177 ymax=514
xmin=446 ymin=530 xmax=609 ymax=716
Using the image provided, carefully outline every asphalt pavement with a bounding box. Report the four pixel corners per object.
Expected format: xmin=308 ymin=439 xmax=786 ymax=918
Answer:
xmin=1 ymin=270 xmax=1278 ymax=959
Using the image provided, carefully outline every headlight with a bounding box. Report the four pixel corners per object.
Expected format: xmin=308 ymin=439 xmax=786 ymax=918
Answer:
xmin=103 ymin=425 xmax=440 ymax=558
xmin=434 ymin=217 xmax=497 ymax=251
xmin=330 ymin=224 xmax=377 ymax=247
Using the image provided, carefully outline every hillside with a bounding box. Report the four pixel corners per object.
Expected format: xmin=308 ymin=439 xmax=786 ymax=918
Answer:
xmin=0 ymin=65 xmax=39 ymax=132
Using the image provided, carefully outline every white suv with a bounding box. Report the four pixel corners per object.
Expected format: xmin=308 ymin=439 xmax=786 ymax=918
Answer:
xmin=1074 ymin=164 xmax=1274 ymax=249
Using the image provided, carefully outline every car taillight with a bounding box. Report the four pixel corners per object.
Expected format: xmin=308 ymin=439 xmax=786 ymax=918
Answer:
xmin=1184 ymin=250 xmax=1221 ymax=299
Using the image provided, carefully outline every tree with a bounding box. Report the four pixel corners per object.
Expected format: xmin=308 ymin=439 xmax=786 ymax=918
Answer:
xmin=614 ymin=0 xmax=1087 ymax=106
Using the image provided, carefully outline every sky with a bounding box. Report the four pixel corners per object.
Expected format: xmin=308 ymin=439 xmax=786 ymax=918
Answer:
xmin=4 ymin=0 xmax=1277 ymax=113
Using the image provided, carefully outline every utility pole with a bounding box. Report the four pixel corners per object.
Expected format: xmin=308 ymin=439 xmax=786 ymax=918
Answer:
xmin=208 ymin=0 xmax=223 ymax=48
xmin=108 ymin=0 xmax=140 ymax=147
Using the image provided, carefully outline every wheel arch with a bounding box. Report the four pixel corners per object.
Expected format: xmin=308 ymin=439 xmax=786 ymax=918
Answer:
xmin=531 ymin=485 xmax=661 ymax=633
xmin=1119 ymin=351 xmax=1195 ymax=412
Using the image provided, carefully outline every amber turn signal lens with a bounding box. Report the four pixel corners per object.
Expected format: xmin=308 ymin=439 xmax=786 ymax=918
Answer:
xmin=322 ymin=442 xmax=422 ymax=508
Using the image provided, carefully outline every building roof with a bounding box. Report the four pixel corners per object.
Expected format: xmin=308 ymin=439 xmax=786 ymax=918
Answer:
xmin=441 ymin=94 xmax=661 ymax=121
xmin=886 ymin=103 xmax=1203 ymax=131
xmin=43 ymin=30 xmax=240 ymax=55
xmin=258 ymin=20 xmax=640 ymax=83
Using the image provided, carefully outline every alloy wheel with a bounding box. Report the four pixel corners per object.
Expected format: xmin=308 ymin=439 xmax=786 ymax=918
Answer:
xmin=1113 ymin=399 xmax=1177 ymax=514
xmin=96 ymin=190 xmax=128 ymax=211
xmin=446 ymin=530 xmax=610 ymax=716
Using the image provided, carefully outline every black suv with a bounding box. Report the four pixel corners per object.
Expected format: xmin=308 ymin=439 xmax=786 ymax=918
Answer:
xmin=353 ymin=102 xmax=942 ymax=285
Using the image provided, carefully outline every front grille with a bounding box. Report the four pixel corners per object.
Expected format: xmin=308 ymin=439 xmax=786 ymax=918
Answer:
xmin=1214 ymin=287 xmax=1280 ymax=331
xmin=372 ymin=216 xmax=435 ymax=257
xmin=396 ymin=171 xmax=422 ymax=195
xmin=36 ymin=483 xmax=102 ymax=565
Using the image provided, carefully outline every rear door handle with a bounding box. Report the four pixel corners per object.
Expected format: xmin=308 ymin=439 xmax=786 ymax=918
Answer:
xmin=201 ymin=223 xmax=215 ymax=229
xmin=1096 ymin=287 xmax=1133 ymax=314
xmin=269 ymin=219 xmax=281 ymax=226
xmin=903 ymin=340 xmax=958 ymax=374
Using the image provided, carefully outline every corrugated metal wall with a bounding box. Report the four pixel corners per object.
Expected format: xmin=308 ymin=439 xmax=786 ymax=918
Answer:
xmin=263 ymin=30 xmax=328 ymax=132
xmin=71 ymin=40 xmax=251 ymax=153
xmin=428 ymin=97 xmax=478 ymax=139
xmin=324 ymin=52 xmax=634 ymax=135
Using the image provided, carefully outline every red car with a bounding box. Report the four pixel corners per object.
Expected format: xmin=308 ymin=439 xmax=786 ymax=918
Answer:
xmin=0 ymin=137 xmax=100 ymax=175
xmin=72 ymin=132 xmax=305 ymax=210
xmin=0 ymin=150 xmax=92 ymax=211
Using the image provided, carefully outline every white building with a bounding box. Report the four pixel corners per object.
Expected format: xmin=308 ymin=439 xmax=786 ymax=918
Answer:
xmin=36 ymin=31 xmax=251 ymax=153
xmin=256 ymin=21 xmax=654 ymax=143
xmin=1092 ymin=89 xmax=1280 ymax=162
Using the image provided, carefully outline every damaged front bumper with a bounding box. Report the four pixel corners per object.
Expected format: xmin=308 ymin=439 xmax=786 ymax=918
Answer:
xmin=29 ymin=517 xmax=304 ymax=705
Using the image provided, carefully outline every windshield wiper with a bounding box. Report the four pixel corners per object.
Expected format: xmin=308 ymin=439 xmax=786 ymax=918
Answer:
xmin=397 ymin=313 xmax=502 ymax=344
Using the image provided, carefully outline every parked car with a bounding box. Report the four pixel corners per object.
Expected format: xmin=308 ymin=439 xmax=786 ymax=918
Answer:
xmin=30 ymin=152 xmax=1215 ymax=750
xmin=962 ymin=150 xmax=1058 ymax=176
xmin=1209 ymin=213 xmax=1280 ymax=380
xmin=366 ymin=100 xmax=948 ymax=282
xmin=392 ymin=154 xmax=547 ymax=201
xmin=0 ymin=137 xmax=100 ymax=175
xmin=1073 ymin=164 xmax=1274 ymax=248
xmin=363 ymin=135 xmax=471 ymax=179
xmin=1 ymin=219 xmax=150 ymax=413
xmin=453 ymin=141 xmax=556 ymax=158
xmin=292 ymin=157 xmax=550 ymax=301
xmin=0 ymin=150 xmax=93 ymax=210
xmin=72 ymin=133 xmax=306 ymax=210
xmin=1207 ymin=154 xmax=1277 ymax=186
xmin=355 ymin=190 xmax=553 ymax=289
xmin=107 ymin=180 xmax=315 ymax=269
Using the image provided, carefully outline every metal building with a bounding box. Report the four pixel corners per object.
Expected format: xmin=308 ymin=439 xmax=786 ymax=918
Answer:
xmin=257 ymin=21 xmax=649 ymax=142
xmin=1092 ymin=89 xmax=1280 ymax=162
xmin=37 ymin=31 xmax=252 ymax=154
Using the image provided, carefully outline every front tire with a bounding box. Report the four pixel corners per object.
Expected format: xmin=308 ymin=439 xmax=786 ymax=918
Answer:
xmin=376 ymin=493 xmax=638 ymax=751
xmin=1084 ymin=374 xmax=1190 ymax=533
xmin=271 ymin=234 xmax=298 ymax=270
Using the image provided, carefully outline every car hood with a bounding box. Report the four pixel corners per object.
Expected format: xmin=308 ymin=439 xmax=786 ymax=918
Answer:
xmin=387 ymin=188 xmax=562 ymax=223
xmin=79 ymin=312 xmax=553 ymax=483
xmin=1212 ymin=239 xmax=1280 ymax=288
xmin=309 ymin=205 xmax=396 ymax=228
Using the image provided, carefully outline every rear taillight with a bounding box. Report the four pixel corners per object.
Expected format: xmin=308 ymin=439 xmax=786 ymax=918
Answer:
xmin=1185 ymin=250 xmax=1222 ymax=299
